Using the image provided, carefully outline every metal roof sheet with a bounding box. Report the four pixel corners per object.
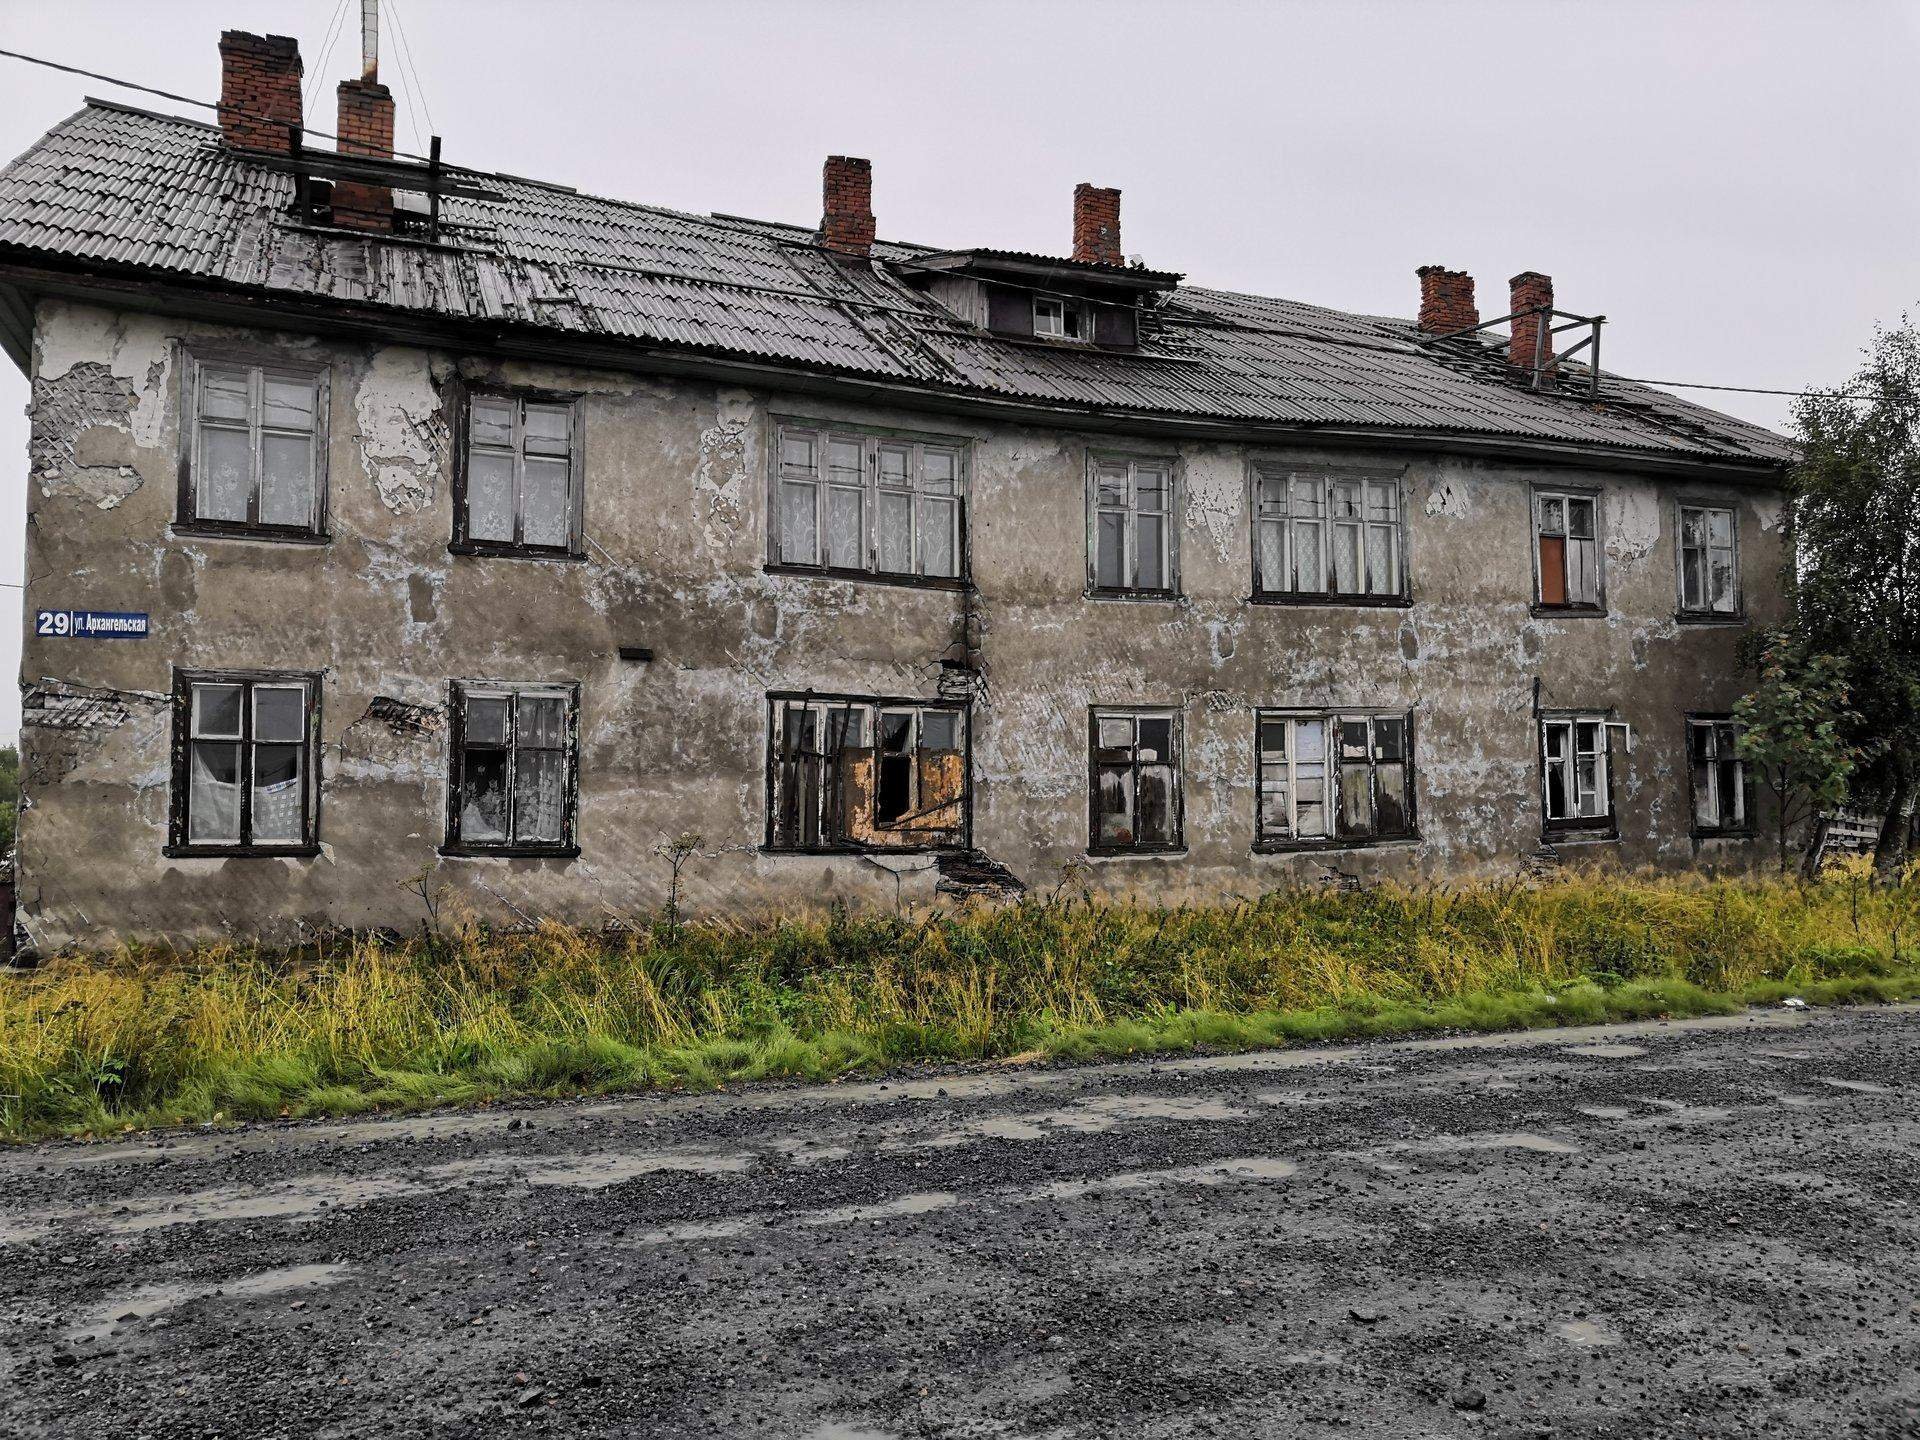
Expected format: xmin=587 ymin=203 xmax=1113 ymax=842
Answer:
xmin=0 ymin=101 xmax=1791 ymax=469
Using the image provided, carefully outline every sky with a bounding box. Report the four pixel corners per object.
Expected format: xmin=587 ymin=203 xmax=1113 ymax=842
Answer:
xmin=0 ymin=0 xmax=1916 ymax=742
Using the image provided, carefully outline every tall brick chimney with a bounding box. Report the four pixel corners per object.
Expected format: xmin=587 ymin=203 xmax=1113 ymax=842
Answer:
xmin=1416 ymin=265 xmax=1478 ymax=335
xmin=1509 ymin=271 xmax=1555 ymax=372
xmin=1072 ymin=183 xmax=1122 ymax=267
xmin=218 ymin=31 xmax=303 ymax=155
xmin=819 ymin=156 xmax=875 ymax=258
xmin=333 ymin=79 xmax=396 ymax=231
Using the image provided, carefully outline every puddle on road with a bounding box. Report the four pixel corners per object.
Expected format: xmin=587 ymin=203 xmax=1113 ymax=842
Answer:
xmin=67 ymin=1263 xmax=350 ymax=1345
xmin=1576 ymin=1106 xmax=1637 ymax=1121
xmin=805 ymin=1425 xmax=899 ymax=1440
xmin=1389 ymin=1132 xmax=1579 ymax=1158
xmin=1819 ymin=1078 xmax=1894 ymax=1095
xmin=799 ymin=1192 xmax=961 ymax=1228
xmin=1563 ymin=1044 xmax=1649 ymax=1059
xmin=1557 ymin=1318 xmax=1622 ymax=1348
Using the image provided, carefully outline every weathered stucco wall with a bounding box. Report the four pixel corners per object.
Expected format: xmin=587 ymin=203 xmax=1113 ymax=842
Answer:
xmin=16 ymin=299 xmax=1790 ymax=947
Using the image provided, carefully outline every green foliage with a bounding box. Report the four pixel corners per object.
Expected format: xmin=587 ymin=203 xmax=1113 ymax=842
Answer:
xmin=4 ymin=871 xmax=1919 ymax=1140
xmin=1734 ymin=635 xmax=1862 ymax=870
xmin=0 ymin=745 xmax=17 ymax=854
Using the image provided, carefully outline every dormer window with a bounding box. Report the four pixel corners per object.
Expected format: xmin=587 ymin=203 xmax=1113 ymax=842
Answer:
xmin=1034 ymin=297 xmax=1086 ymax=342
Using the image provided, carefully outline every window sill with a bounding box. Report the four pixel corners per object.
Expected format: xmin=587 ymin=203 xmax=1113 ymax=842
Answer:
xmin=761 ymin=843 xmax=968 ymax=858
xmin=164 ymin=844 xmax=320 ymax=859
xmin=1675 ymin=611 xmax=1748 ymax=627
xmin=1543 ymin=825 xmax=1619 ymax=845
xmin=1248 ymin=593 xmax=1412 ymax=610
xmin=448 ymin=543 xmax=586 ymax=563
xmin=764 ymin=564 xmax=971 ymax=593
xmin=1086 ymin=845 xmax=1187 ymax=859
xmin=1692 ymin=828 xmax=1755 ymax=842
xmin=439 ymin=844 xmax=581 ymax=860
xmin=172 ymin=523 xmax=330 ymax=546
xmin=1531 ymin=604 xmax=1608 ymax=620
xmin=1085 ymin=588 xmax=1181 ymax=604
xmin=1254 ymin=835 xmax=1421 ymax=855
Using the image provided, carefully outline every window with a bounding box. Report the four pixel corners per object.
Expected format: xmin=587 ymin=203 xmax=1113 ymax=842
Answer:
xmin=1257 ymin=711 xmax=1414 ymax=848
xmin=1534 ymin=489 xmax=1603 ymax=609
xmin=766 ymin=695 xmax=968 ymax=851
xmin=1688 ymin=717 xmax=1750 ymax=834
xmin=1089 ymin=456 xmax=1176 ymax=596
xmin=453 ymin=393 xmax=583 ymax=557
xmin=1253 ymin=467 xmax=1405 ymax=600
xmin=446 ymin=682 xmax=579 ymax=854
xmin=1090 ymin=709 xmax=1183 ymax=853
xmin=773 ymin=424 xmax=966 ymax=583
xmin=1679 ymin=504 xmax=1739 ymax=617
xmin=1033 ymin=297 xmax=1086 ymax=341
xmin=169 ymin=671 xmax=320 ymax=854
xmin=178 ymin=355 xmax=328 ymax=537
xmin=1540 ymin=713 xmax=1622 ymax=831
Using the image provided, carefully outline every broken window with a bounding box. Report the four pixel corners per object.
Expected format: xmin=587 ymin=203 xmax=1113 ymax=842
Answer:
xmin=1090 ymin=709 xmax=1183 ymax=853
xmin=1089 ymin=456 xmax=1175 ymax=596
xmin=1534 ymin=489 xmax=1603 ymax=609
xmin=773 ymin=424 xmax=966 ymax=582
xmin=1687 ymin=717 xmax=1749 ymax=833
xmin=1033 ymin=297 xmax=1086 ymax=341
xmin=454 ymin=393 xmax=583 ymax=556
xmin=170 ymin=671 xmax=319 ymax=853
xmin=766 ymin=696 xmax=968 ymax=851
xmin=1679 ymin=504 xmax=1739 ymax=616
xmin=447 ymin=681 xmax=578 ymax=853
xmin=181 ymin=355 xmax=327 ymax=536
xmin=1541 ymin=713 xmax=1623 ymax=830
xmin=1253 ymin=468 xmax=1404 ymax=600
xmin=1257 ymin=711 xmax=1414 ymax=847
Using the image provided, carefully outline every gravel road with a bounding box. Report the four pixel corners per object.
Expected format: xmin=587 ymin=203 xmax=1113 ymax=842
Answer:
xmin=4 ymin=1004 xmax=1920 ymax=1439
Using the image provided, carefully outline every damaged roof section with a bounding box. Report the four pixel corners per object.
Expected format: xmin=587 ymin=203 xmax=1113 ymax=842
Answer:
xmin=0 ymin=100 xmax=1790 ymax=471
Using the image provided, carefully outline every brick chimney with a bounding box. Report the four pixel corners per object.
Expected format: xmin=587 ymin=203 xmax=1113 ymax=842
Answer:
xmin=819 ymin=156 xmax=875 ymax=258
xmin=1416 ymin=265 xmax=1477 ymax=335
xmin=218 ymin=31 xmax=303 ymax=155
xmin=1072 ymin=183 xmax=1122 ymax=267
xmin=1509 ymin=271 xmax=1555 ymax=372
xmin=333 ymin=79 xmax=396 ymax=231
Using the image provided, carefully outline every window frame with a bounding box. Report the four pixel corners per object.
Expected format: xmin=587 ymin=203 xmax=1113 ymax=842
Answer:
xmin=1253 ymin=708 xmax=1418 ymax=853
xmin=166 ymin=668 xmax=323 ymax=857
xmin=766 ymin=418 xmax=971 ymax=590
xmin=1087 ymin=706 xmax=1186 ymax=856
xmin=174 ymin=347 xmax=331 ymax=543
xmin=1686 ymin=713 xmax=1753 ymax=838
xmin=763 ymin=692 xmax=972 ymax=855
xmin=1539 ymin=710 xmax=1623 ymax=838
xmin=1248 ymin=462 xmax=1410 ymax=607
xmin=442 ymin=679 xmax=582 ymax=858
xmin=449 ymin=386 xmax=587 ymax=561
xmin=1675 ymin=500 xmax=1743 ymax=622
xmin=1032 ymin=296 xmax=1089 ymax=342
xmin=1086 ymin=451 xmax=1180 ymax=600
xmin=1530 ymin=483 xmax=1607 ymax=616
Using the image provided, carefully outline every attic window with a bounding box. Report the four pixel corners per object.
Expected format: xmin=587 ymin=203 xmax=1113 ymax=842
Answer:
xmin=1034 ymin=297 xmax=1086 ymax=342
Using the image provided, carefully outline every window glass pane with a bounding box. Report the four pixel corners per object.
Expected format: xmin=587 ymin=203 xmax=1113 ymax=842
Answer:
xmin=1374 ymin=716 xmax=1406 ymax=762
xmin=1290 ymin=478 xmax=1323 ymax=518
xmin=1292 ymin=521 xmax=1323 ymax=590
xmin=1365 ymin=524 xmax=1396 ymax=595
xmin=1681 ymin=509 xmax=1705 ymax=547
xmin=1258 ymin=719 xmax=1287 ymax=758
xmin=1576 ymin=758 xmax=1602 ymax=816
xmin=470 ymin=399 xmax=515 ymax=450
xmin=1095 ymin=463 xmax=1128 ymax=508
xmin=1136 ymin=515 xmax=1165 ymax=589
xmin=522 ymin=457 xmax=571 ymax=548
xmin=259 ymin=432 xmax=313 ymax=527
xmin=1366 ymin=481 xmax=1398 ymax=522
xmin=199 ymin=367 xmax=251 ymax=424
xmin=1375 ymin=764 xmax=1408 ymax=836
xmin=1259 ymin=778 xmax=1290 ymax=840
xmin=1338 ymin=720 xmax=1369 ymax=760
xmin=261 ymin=376 xmax=316 ymax=431
xmin=1136 ymin=766 xmax=1174 ymax=844
xmin=461 ymin=750 xmax=509 ymax=842
xmin=1339 ymin=766 xmax=1373 ymax=835
xmin=1097 ymin=766 xmax=1134 ymax=844
xmin=1575 ymin=721 xmax=1602 ymax=755
xmin=1035 ymin=298 xmax=1064 ymax=336
xmin=1136 ymin=717 xmax=1172 ymax=763
xmin=1544 ymin=724 xmax=1568 ymax=761
xmin=1707 ymin=510 xmax=1732 ymax=546
xmin=878 ymin=490 xmax=912 ymax=573
xmin=465 ymin=695 xmax=510 ymax=747
xmin=1331 ymin=523 xmax=1361 ymax=592
xmin=512 ymin=695 xmax=565 ymax=749
xmin=1258 ymin=519 xmax=1286 ymax=592
xmin=1693 ymin=751 xmax=1718 ymax=827
xmin=878 ymin=445 xmax=912 ymax=487
xmin=1567 ymin=497 xmax=1595 ymax=540
xmin=919 ymin=496 xmax=957 ymax=578
xmin=826 ymin=485 xmax=864 ymax=570
xmin=189 ymin=740 xmax=242 ymax=843
xmin=1294 ymin=719 xmax=1326 ymax=765
xmin=1096 ymin=715 xmax=1134 ymax=755
xmin=467 ymin=451 xmax=515 ymax=542
xmin=1538 ymin=496 xmax=1565 ymax=535
xmin=827 ymin=438 xmax=863 ymax=482
xmin=1330 ymin=481 xmax=1360 ymax=520
xmin=922 ymin=449 xmax=957 ymax=492
xmin=198 ymin=424 xmax=251 ymax=523
xmin=251 ymin=742 xmax=303 ymax=842
xmin=1718 ymin=756 xmax=1743 ymax=826
xmin=921 ymin=712 xmax=958 ymax=751
xmin=1294 ymin=719 xmax=1327 ymax=837
xmin=254 ymin=686 xmax=305 ymax=743
xmin=1134 ymin=468 xmax=1169 ymax=513
xmin=780 ymin=479 xmax=818 ymax=565
xmin=1682 ymin=548 xmax=1706 ymax=609
xmin=523 ymin=404 xmax=571 ymax=457
xmin=513 ymin=748 xmax=567 ymax=843
xmin=1709 ymin=551 xmax=1736 ymax=611
xmin=879 ymin=712 xmax=913 ymax=754
xmin=825 ymin=706 xmax=867 ymax=750
xmin=192 ymin=684 xmax=244 ymax=738
xmin=1096 ymin=511 xmax=1126 ymax=589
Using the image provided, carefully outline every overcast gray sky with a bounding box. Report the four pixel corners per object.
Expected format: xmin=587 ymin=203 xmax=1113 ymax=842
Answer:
xmin=2 ymin=0 xmax=1917 ymax=742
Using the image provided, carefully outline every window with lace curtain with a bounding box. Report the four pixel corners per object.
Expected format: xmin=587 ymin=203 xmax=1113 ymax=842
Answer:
xmin=445 ymin=681 xmax=579 ymax=856
xmin=168 ymin=670 xmax=320 ymax=854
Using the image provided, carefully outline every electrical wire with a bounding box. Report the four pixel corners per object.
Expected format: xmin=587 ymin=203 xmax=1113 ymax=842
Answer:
xmin=387 ymin=0 xmax=437 ymax=139
xmin=303 ymin=0 xmax=351 ymax=114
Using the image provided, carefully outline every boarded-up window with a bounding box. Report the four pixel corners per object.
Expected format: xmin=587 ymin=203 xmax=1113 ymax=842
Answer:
xmin=1090 ymin=709 xmax=1183 ymax=852
xmin=183 ymin=356 xmax=327 ymax=536
xmin=1257 ymin=711 xmax=1413 ymax=847
xmin=447 ymin=681 xmax=578 ymax=853
xmin=1679 ymin=505 xmax=1738 ymax=615
xmin=1535 ymin=491 xmax=1602 ymax=608
xmin=767 ymin=696 xmax=967 ymax=851
xmin=773 ymin=424 xmax=966 ymax=582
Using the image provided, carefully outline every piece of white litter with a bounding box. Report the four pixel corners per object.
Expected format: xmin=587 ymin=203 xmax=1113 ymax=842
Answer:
xmin=1782 ymin=997 xmax=1809 ymax=1009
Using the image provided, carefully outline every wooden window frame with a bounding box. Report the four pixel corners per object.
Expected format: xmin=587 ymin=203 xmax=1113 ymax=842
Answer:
xmin=1530 ymin=484 xmax=1607 ymax=616
xmin=1539 ymin=710 xmax=1625 ymax=838
xmin=442 ymin=679 xmax=582 ymax=858
xmin=767 ymin=418 xmax=971 ymax=591
xmin=1686 ymin=713 xmax=1754 ymax=838
xmin=166 ymin=668 xmax=323 ymax=857
xmin=1676 ymin=500 xmax=1743 ymax=622
xmin=1249 ymin=463 xmax=1410 ymax=607
xmin=1254 ymin=708 xmax=1418 ymax=853
xmin=174 ymin=347 xmax=331 ymax=543
xmin=449 ymin=386 xmax=587 ymax=561
xmin=1086 ymin=452 xmax=1180 ymax=600
xmin=1087 ymin=706 xmax=1185 ymax=856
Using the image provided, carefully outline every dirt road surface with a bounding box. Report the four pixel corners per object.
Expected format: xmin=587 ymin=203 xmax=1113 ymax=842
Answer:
xmin=5 ymin=1005 xmax=1920 ymax=1438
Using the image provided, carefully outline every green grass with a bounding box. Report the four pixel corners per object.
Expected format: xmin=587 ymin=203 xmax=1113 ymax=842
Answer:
xmin=4 ymin=868 xmax=1918 ymax=1140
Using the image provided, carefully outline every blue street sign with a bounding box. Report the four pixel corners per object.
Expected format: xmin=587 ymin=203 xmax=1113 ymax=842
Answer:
xmin=34 ymin=609 xmax=151 ymax=639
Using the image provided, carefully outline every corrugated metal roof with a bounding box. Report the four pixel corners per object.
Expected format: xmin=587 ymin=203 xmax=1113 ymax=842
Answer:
xmin=0 ymin=101 xmax=1791 ymax=469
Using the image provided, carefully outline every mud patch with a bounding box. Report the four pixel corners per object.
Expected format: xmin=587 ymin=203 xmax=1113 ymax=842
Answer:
xmin=68 ymin=1263 xmax=350 ymax=1345
xmin=1563 ymin=1044 xmax=1649 ymax=1059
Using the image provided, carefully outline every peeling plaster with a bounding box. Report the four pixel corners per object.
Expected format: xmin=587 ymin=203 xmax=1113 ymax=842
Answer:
xmin=1423 ymin=480 xmax=1474 ymax=520
xmin=1604 ymin=487 xmax=1661 ymax=569
xmin=1755 ymin=497 xmax=1786 ymax=533
xmin=32 ymin=301 xmax=171 ymax=449
xmin=28 ymin=363 xmax=144 ymax=508
xmin=694 ymin=389 xmax=755 ymax=549
xmin=354 ymin=347 xmax=447 ymax=516
xmin=1183 ymin=453 xmax=1241 ymax=563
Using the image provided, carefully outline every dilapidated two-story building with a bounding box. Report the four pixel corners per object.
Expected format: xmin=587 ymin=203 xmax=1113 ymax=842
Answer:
xmin=0 ymin=29 xmax=1792 ymax=950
